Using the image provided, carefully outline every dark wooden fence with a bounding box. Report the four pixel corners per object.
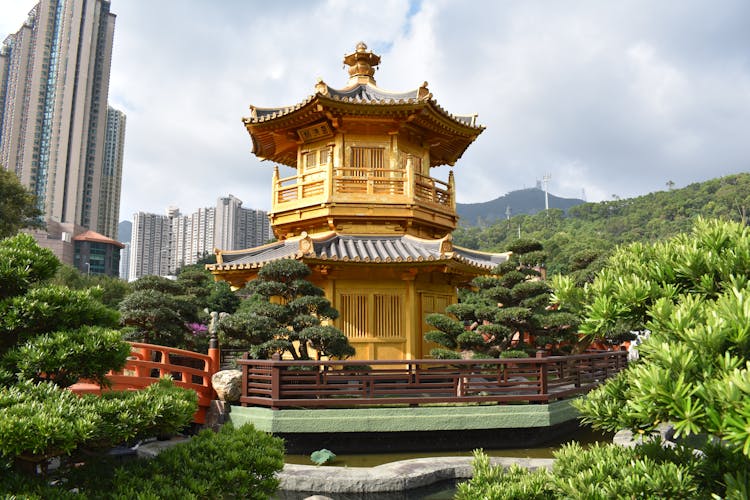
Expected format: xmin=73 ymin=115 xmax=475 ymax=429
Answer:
xmin=235 ymin=350 xmax=628 ymax=409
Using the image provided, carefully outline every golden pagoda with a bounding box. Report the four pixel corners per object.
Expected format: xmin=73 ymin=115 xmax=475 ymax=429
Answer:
xmin=208 ymin=43 xmax=508 ymax=360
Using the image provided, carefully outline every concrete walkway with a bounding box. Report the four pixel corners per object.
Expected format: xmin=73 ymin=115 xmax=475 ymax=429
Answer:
xmin=277 ymin=456 xmax=553 ymax=494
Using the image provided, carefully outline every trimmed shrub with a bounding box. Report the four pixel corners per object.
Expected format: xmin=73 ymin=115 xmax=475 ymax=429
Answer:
xmin=10 ymin=327 xmax=130 ymax=387
xmin=109 ymin=424 xmax=284 ymax=499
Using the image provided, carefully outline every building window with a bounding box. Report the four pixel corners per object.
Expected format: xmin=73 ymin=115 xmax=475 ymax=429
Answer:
xmin=338 ymin=290 xmax=404 ymax=338
xmin=339 ymin=293 xmax=367 ymax=338
xmin=351 ymin=146 xmax=385 ymax=172
xmin=373 ymin=293 xmax=402 ymax=338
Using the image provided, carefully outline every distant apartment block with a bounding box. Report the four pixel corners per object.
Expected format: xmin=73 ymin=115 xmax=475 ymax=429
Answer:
xmin=0 ymin=1 xmax=124 ymax=264
xmin=98 ymin=106 xmax=126 ymax=239
xmin=128 ymin=196 xmax=271 ymax=281
xmin=129 ymin=211 xmax=171 ymax=280
xmin=119 ymin=242 xmax=130 ymax=281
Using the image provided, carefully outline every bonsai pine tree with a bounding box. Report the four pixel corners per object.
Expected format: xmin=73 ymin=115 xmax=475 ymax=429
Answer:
xmin=0 ymin=234 xmax=197 ymax=470
xmin=119 ymin=275 xmax=195 ymax=347
xmin=119 ymin=268 xmax=239 ymax=351
xmin=218 ymin=259 xmax=354 ymax=360
xmin=425 ymin=238 xmax=579 ymax=359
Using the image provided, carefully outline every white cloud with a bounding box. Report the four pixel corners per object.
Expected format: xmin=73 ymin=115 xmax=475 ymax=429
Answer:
xmin=2 ymin=0 xmax=749 ymax=223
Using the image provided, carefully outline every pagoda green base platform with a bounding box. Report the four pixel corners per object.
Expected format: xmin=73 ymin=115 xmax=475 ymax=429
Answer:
xmin=228 ymin=401 xmax=581 ymax=454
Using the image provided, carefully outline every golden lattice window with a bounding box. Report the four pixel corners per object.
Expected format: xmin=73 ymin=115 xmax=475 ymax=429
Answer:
xmin=374 ymin=294 xmax=402 ymax=338
xmin=339 ymin=293 xmax=368 ymax=338
xmin=304 ymin=151 xmax=317 ymax=171
xmin=351 ymin=147 xmax=385 ymax=170
xmin=338 ymin=290 xmax=404 ymax=338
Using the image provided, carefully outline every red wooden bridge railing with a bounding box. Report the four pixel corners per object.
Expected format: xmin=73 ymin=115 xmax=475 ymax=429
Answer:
xmin=70 ymin=341 xmax=221 ymax=424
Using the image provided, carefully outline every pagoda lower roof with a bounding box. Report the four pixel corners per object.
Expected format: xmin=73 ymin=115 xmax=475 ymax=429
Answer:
xmin=208 ymin=232 xmax=508 ymax=273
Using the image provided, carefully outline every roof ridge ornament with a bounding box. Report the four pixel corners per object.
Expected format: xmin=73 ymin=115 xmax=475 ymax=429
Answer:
xmin=343 ymin=42 xmax=380 ymax=86
xmin=417 ymin=81 xmax=431 ymax=100
xmin=299 ymin=231 xmax=314 ymax=256
xmin=315 ymin=78 xmax=329 ymax=96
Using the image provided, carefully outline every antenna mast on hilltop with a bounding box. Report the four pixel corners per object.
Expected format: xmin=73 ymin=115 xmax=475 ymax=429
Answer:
xmin=542 ymin=173 xmax=551 ymax=212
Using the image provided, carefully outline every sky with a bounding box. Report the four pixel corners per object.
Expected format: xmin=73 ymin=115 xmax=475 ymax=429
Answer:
xmin=2 ymin=1 xmax=749 ymax=222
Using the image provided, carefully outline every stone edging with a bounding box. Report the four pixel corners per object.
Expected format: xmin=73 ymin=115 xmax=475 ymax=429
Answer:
xmin=277 ymin=456 xmax=554 ymax=494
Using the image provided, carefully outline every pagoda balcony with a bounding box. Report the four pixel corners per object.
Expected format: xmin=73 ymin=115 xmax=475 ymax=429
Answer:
xmin=271 ymin=166 xmax=454 ymax=214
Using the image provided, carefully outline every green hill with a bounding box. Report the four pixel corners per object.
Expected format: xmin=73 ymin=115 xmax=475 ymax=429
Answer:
xmin=454 ymin=173 xmax=750 ymax=275
xmin=456 ymin=187 xmax=585 ymax=226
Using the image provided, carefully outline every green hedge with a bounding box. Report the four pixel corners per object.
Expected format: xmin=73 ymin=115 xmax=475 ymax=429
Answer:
xmin=0 ymin=424 xmax=284 ymax=499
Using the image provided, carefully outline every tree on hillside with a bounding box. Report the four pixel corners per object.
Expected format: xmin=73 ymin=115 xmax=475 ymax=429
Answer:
xmin=217 ymin=259 xmax=354 ymax=360
xmin=0 ymin=168 xmax=44 ymax=239
xmin=454 ymin=173 xmax=750 ymax=277
xmin=425 ymin=238 xmax=579 ymax=359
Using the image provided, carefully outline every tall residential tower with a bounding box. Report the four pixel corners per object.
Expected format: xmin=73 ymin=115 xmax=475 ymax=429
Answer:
xmin=0 ymin=0 xmax=123 ymax=243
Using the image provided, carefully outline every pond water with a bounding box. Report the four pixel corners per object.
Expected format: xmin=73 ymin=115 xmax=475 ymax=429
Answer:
xmin=284 ymin=426 xmax=610 ymax=467
xmin=276 ymin=427 xmax=612 ymax=499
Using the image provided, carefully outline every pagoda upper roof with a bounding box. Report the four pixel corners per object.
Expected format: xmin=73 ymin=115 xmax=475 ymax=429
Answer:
xmin=248 ymin=81 xmax=480 ymax=128
xmin=208 ymin=232 xmax=508 ymax=274
xmin=243 ymin=43 xmax=484 ymax=168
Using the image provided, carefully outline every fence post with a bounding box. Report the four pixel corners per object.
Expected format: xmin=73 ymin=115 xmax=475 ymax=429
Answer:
xmin=207 ymin=334 xmax=220 ymax=399
xmin=208 ymin=334 xmax=220 ymax=376
xmin=240 ymin=352 xmax=249 ymax=407
xmin=135 ymin=345 xmax=150 ymax=378
xmin=270 ymin=353 xmax=281 ymax=410
xmin=536 ymin=349 xmax=549 ymax=400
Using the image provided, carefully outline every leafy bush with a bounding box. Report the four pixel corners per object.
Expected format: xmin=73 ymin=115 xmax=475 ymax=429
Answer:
xmin=0 ymin=424 xmax=284 ymax=499
xmin=455 ymin=450 xmax=554 ymax=499
xmin=0 ymin=382 xmax=99 ymax=460
xmin=458 ymin=443 xmax=704 ymax=500
xmin=0 ymin=233 xmax=59 ymax=300
xmin=119 ymin=289 xmax=193 ymax=346
xmin=87 ymin=378 xmax=198 ymax=446
xmin=499 ymin=349 xmax=529 ymax=358
xmin=9 ymin=327 xmax=130 ymax=387
xmin=109 ymin=424 xmax=283 ymax=499
xmin=0 ymin=286 xmax=119 ymax=354
xmin=425 ymin=239 xmax=578 ymax=358
xmin=0 ymin=379 xmax=197 ymax=463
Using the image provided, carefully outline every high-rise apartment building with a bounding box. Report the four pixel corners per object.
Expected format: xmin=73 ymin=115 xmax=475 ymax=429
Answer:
xmin=98 ymin=105 xmax=126 ymax=239
xmin=0 ymin=1 xmax=123 ymax=246
xmin=215 ymin=194 xmax=242 ymax=250
xmin=128 ymin=196 xmax=271 ymax=281
xmin=129 ymin=211 xmax=171 ymax=280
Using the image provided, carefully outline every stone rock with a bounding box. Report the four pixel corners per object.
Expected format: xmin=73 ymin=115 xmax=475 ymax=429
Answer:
xmin=212 ymin=369 xmax=242 ymax=402
xmin=613 ymin=423 xmax=675 ymax=449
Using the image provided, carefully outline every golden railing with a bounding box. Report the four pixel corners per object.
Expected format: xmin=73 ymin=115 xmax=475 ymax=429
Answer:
xmin=414 ymin=173 xmax=451 ymax=206
xmin=271 ymin=165 xmax=453 ymax=212
xmin=333 ymin=167 xmax=406 ymax=196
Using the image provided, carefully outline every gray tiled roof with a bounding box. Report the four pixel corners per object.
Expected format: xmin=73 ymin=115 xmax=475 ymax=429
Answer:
xmin=244 ymin=83 xmax=482 ymax=130
xmin=325 ymin=84 xmax=419 ymax=103
xmin=211 ymin=233 xmax=508 ymax=272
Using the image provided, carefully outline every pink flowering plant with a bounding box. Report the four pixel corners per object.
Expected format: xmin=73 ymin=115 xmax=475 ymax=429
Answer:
xmin=185 ymin=322 xmax=209 ymax=352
